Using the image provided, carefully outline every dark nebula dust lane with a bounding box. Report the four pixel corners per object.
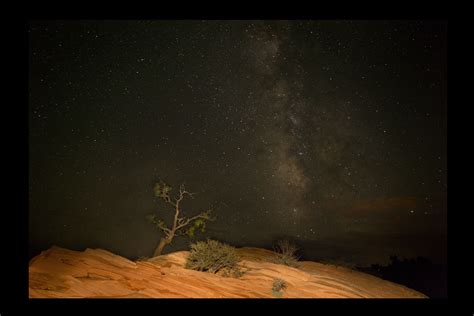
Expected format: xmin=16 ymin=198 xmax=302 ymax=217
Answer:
xmin=29 ymin=20 xmax=446 ymax=267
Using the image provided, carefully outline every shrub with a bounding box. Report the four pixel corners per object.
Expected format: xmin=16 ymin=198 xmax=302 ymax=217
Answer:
xmin=272 ymin=239 xmax=300 ymax=268
xmin=272 ymin=278 xmax=288 ymax=297
xmin=221 ymin=266 xmax=246 ymax=278
xmin=232 ymin=268 xmax=245 ymax=278
xmin=185 ymin=239 xmax=241 ymax=276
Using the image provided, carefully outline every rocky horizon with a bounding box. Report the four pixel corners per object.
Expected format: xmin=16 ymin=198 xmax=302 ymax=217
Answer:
xmin=29 ymin=246 xmax=427 ymax=298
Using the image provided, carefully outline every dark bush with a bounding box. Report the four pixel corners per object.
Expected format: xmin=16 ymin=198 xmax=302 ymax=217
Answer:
xmin=272 ymin=239 xmax=300 ymax=268
xmin=272 ymin=278 xmax=288 ymax=297
xmin=185 ymin=239 xmax=242 ymax=276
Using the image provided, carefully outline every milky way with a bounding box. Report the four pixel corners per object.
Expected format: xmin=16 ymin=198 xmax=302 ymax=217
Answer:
xmin=243 ymin=25 xmax=311 ymax=231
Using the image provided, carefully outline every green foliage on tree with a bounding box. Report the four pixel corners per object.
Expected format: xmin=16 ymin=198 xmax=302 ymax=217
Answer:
xmin=147 ymin=181 xmax=216 ymax=257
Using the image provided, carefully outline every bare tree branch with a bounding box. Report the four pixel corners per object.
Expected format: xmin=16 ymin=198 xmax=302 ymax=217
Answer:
xmin=175 ymin=218 xmax=191 ymax=230
xmin=177 ymin=217 xmax=186 ymax=226
xmin=174 ymin=229 xmax=188 ymax=237
xmin=176 ymin=184 xmax=196 ymax=204
xmin=175 ymin=212 xmax=211 ymax=230
xmin=164 ymin=194 xmax=176 ymax=207
xmin=188 ymin=213 xmax=211 ymax=222
xmin=157 ymin=221 xmax=172 ymax=235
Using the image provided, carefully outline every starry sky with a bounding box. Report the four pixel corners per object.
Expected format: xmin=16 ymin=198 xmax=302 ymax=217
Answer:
xmin=29 ymin=20 xmax=447 ymax=266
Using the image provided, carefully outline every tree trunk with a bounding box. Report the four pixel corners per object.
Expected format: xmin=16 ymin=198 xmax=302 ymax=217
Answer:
xmin=153 ymin=237 xmax=169 ymax=257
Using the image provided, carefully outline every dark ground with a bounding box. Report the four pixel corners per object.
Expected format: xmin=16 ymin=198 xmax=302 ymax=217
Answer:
xmin=356 ymin=256 xmax=447 ymax=298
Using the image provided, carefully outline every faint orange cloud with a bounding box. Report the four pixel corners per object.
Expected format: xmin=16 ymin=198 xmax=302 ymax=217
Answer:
xmin=334 ymin=196 xmax=420 ymax=217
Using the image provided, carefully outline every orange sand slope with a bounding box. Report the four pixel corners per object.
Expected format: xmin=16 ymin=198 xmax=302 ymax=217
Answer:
xmin=29 ymin=246 xmax=427 ymax=298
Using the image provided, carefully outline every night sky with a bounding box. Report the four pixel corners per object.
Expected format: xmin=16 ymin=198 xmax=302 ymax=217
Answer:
xmin=29 ymin=20 xmax=447 ymax=266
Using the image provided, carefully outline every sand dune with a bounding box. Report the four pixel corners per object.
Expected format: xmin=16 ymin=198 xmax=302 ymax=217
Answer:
xmin=29 ymin=246 xmax=427 ymax=298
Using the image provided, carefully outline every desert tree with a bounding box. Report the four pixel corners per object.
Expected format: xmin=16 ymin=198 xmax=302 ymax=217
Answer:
xmin=147 ymin=181 xmax=215 ymax=257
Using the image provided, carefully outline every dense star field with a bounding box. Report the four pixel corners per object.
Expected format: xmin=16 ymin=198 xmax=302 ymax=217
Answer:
xmin=29 ymin=20 xmax=447 ymax=267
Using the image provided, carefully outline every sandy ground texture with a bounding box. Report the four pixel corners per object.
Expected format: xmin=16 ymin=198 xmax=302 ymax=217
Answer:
xmin=29 ymin=246 xmax=427 ymax=298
